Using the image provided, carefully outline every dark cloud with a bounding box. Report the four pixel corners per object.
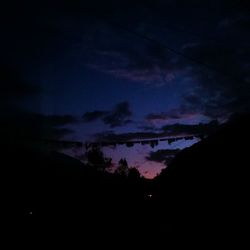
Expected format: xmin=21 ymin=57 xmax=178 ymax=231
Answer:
xmin=146 ymin=149 xmax=180 ymax=164
xmin=102 ymin=102 xmax=132 ymax=128
xmin=87 ymin=37 xmax=184 ymax=87
xmin=95 ymin=131 xmax=166 ymax=142
xmin=82 ymin=111 xmax=108 ymax=122
xmin=80 ymin=0 xmax=249 ymax=92
xmin=180 ymin=19 xmax=250 ymax=118
xmin=0 ymin=69 xmax=79 ymax=150
xmin=145 ymin=111 xmax=186 ymax=122
xmin=81 ymin=2 xmax=250 ymax=118
xmin=145 ymin=106 xmax=201 ymax=123
xmin=6 ymin=0 xmax=179 ymax=87
xmin=137 ymin=125 xmax=159 ymax=131
xmin=29 ymin=114 xmax=77 ymax=139
xmin=95 ymin=120 xmax=218 ymax=142
xmin=4 ymin=0 xmax=250 ymax=123
xmin=161 ymin=120 xmax=219 ymax=136
xmin=0 ymin=65 xmax=68 ymax=142
xmin=1 ymin=110 xmax=77 ymax=142
xmin=146 ymin=113 xmax=171 ymax=121
xmin=0 ymin=63 xmax=78 ymax=146
xmin=0 ymin=64 xmax=78 ymax=149
xmin=83 ymin=102 xmax=132 ymax=128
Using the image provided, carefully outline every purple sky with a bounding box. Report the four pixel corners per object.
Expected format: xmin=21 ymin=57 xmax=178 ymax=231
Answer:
xmin=2 ymin=0 xmax=250 ymax=177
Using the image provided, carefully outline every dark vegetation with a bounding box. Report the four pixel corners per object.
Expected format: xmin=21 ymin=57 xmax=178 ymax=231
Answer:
xmin=4 ymin=114 xmax=250 ymax=246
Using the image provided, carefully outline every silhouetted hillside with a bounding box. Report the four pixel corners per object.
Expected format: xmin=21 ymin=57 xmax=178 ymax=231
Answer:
xmin=154 ymin=114 xmax=250 ymax=243
xmin=4 ymin=142 xmax=157 ymax=245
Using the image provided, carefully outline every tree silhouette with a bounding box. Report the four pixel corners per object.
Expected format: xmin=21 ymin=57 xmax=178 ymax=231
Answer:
xmin=128 ymin=167 xmax=141 ymax=180
xmin=86 ymin=146 xmax=112 ymax=172
xmin=115 ymin=158 xmax=129 ymax=176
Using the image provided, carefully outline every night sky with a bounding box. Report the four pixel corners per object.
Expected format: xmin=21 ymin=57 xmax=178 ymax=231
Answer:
xmin=2 ymin=0 xmax=250 ymax=178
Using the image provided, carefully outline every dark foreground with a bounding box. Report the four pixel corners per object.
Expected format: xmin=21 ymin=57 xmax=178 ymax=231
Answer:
xmin=3 ymin=115 xmax=250 ymax=247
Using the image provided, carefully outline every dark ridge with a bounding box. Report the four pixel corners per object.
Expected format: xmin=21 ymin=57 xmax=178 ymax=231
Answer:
xmin=153 ymin=113 xmax=250 ymax=243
